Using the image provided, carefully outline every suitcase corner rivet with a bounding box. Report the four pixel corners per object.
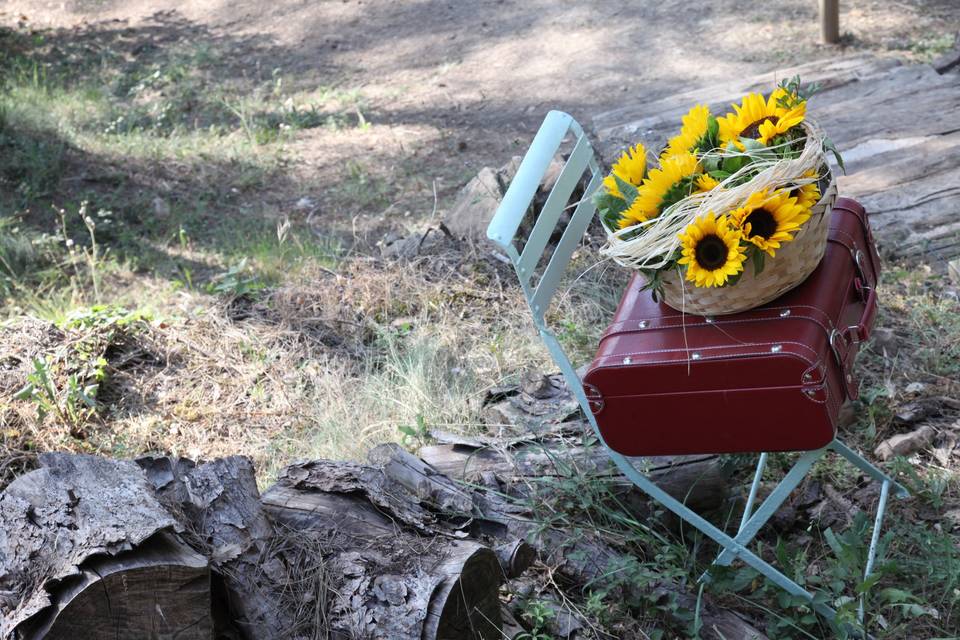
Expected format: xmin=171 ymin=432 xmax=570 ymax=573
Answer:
xmin=805 ymin=389 xmax=816 ymax=397
xmin=690 ymin=352 xmax=702 ymax=360
xmin=803 ymin=373 xmax=813 ymax=382
xmin=846 ymin=374 xmax=852 ymax=382
xmin=623 ymin=356 xmax=632 ymax=365
xmin=638 ymin=320 xmax=648 ymax=329
xmin=771 ymin=344 xmax=783 ymax=353
xmin=780 ymin=309 xmax=791 ymax=318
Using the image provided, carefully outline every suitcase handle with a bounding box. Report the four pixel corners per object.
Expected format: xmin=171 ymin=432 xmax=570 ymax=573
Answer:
xmin=844 ymin=285 xmax=877 ymax=344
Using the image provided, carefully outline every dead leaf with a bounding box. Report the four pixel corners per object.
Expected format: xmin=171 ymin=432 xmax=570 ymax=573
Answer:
xmin=874 ymin=424 xmax=937 ymax=461
xmin=904 ymin=382 xmax=926 ymax=395
xmin=211 ymin=542 xmax=244 ymax=564
xmin=932 ymin=434 xmax=957 ymax=467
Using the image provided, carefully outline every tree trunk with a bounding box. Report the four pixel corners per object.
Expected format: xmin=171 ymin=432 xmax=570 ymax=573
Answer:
xmin=137 ymin=455 xmax=295 ymax=639
xmin=17 ymin=532 xmax=211 ymax=640
xmin=419 ymin=439 xmax=730 ymax=520
xmin=261 ymin=454 xmax=503 ymax=640
xmin=0 ymin=453 xmax=212 ymax=640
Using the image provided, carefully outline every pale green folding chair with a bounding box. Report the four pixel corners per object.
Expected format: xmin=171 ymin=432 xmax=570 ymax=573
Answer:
xmin=485 ymin=110 xmax=909 ymax=634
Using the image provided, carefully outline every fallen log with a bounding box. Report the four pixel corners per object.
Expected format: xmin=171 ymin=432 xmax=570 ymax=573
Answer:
xmin=419 ymin=438 xmax=730 ymax=519
xmin=262 ymin=454 xmax=503 ymax=640
xmin=137 ymin=455 xmax=295 ymax=639
xmin=0 ymin=453 xmax=212 ymax=640
xmin=374 ymin=442 xmax=759 ymax=640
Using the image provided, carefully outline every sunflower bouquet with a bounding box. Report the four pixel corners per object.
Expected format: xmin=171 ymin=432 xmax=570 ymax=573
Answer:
xmin=597 ymin=76 xmax=841 ymax=316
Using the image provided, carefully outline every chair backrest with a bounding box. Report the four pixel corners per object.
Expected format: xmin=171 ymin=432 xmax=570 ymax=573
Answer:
xmin=486 ymin=111 xmax=603 ymax=330
xmin=485 ymin=110 xmax=604 ymax=420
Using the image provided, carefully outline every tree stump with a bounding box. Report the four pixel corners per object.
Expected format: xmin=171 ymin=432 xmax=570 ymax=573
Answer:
xmin=138 ymin=455 xmax=294 ymax=639
xmin=262 ymin=453 xmax=503 ymax=640
xmin=0 ymin=454 xmax=212 ymax=639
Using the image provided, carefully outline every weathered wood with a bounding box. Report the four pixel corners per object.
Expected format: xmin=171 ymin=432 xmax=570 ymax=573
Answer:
xmin=820 ymin=0 xmax=840 ymax=44
xmin=594 ymin=54 xmax=902 ymax=152
xmin=838 ymin=130 xmax=960 ymax=257
xmin=419 ymin=440 xmax=730 ymax=517
xmin=137 ymin=455 xmax=293 ymax=640
xmin=494 ymin=540 xmax=536 ymax=579
xmin=262 ymin=454 xmax=503 ymax=640
xmin=0 ymin=453 xmax=211 ymax=639
xmin=17 ymin=532 xmax=211 ymax=640
xmin=660 ymin=582 xmax=771 ymax=640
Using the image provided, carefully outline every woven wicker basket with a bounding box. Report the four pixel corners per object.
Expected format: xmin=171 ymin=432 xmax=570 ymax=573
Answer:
xmin=658 ymin=176 xmax=837 ymax=316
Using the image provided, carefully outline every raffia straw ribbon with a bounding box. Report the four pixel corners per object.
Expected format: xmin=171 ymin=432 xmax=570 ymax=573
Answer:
xmin=601 ymin=121 xmax=827 ymax=270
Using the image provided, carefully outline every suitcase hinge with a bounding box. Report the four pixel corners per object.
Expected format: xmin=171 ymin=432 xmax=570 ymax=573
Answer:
xmin=583 ymin=383 xmax=605 ymax=415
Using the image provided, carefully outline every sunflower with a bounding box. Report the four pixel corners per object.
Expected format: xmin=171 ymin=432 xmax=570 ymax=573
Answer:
xmin=678 ymin=213 xmax=747 ymax=288
xmin=603 ymin=143 xmax=647 ymax=198
xmin=789 ymin=169 xmax=821 ymax=209
xmin=729 ymin=189 xmax=811 ymax=257
xmin=663 ymin=104 xmax=711 ymax=157
xmin=629 ymin=151 xmax=700 ymax=221
xmin=696 ymin=173 xmax=720 ymax=192
xmin=717 ymin=90 xmax=806 ymax=147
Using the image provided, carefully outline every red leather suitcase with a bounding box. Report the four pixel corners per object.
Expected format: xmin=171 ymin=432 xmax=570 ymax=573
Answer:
xmin=582 ymin=197 xmax=880 ymax=456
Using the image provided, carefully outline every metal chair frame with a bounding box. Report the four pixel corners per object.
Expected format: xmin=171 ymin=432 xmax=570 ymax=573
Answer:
xmin=486 ymin=110 xmax=908 ymax=632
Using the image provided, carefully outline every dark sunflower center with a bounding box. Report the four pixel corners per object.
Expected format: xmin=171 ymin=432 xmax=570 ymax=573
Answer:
xmin=741 ymin=117 xmax=774 ymax=139
xmin=694 ymin=235 xmax=729 ymax=271
xmin=745 ymin=209 xmax=777 ymax=239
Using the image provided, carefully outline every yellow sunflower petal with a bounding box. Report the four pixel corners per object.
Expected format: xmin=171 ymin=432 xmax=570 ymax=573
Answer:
xmin=618 ymin=198 xmax=650 ymax=229
xmin=603 ymin=143 xmax=647 ymax=198
xmin=790 ymin=169 xmax=821 ymax=209
xmin=696 ymin=174 xmax=720 ymax=192
xmin=603 ymin=174 xmax=622 ymax=198
xmin=663 ymin=104 xmax=711 ymax=157
xmin=632 ymin=151 xmax=701 ymax=219
xmin=718 ymin=88 xmax=807 ymax=146
xmin=611 ymin=143 xmax=647 ymax=186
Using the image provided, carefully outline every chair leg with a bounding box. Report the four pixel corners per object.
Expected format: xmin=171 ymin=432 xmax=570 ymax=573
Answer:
xmin=829 ymin=439 xmax=909 ymax=497
xmin=708 ymin=448 xmax=825 ymax=570
xmin=858 ymin=479 xmax=892 ymax=626
xmin=605 ymin=450 xmax=838 ymax=619
xmin=738 ymin=452 xmax=768 ymax=533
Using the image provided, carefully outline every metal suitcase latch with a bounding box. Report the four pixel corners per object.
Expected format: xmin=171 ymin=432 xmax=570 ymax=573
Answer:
xmin=583 ymin=383 xmax=605 ymax=415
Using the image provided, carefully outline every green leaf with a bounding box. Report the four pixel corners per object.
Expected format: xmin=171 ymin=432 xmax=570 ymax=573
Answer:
xmin=823 ymin=136 xmax=846 ymax=174
xmin=13 ymin=382 xmax=35 ymax=401
xmin=823 ymin=528 xmax=845 ymax=558
xmin=723 ymin=269 xmax=744 ymax=287
xmin=706 ymin=115 xmax=719 ymax=142
xmin=751 ymin=248 xmax=765 ymax=275
xmin=613 ymin=174 xmax=639 ymax=206
xmin=721 ymin=153 xmax=747 ymax=174
xmin=701 ymin=155 xmax=721 ymax=173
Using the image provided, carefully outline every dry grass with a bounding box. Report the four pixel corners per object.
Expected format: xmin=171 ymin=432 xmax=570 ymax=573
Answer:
xmin=0 ymin=239 xmax=625 ymax=487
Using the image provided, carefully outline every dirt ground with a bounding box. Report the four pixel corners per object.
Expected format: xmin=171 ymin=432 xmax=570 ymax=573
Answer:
xmin=7 ymin=0 xmax=960 ymax=220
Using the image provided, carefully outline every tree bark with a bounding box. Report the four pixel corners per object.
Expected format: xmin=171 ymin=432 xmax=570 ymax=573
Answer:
xmin=137 ymin=455 xmax=295 ymax=640
xmin=0 ymin=453 xmax=211 ymax=640
xmin=262 ymin=452 xmax=503 ymax=640
xmin=419 ymin=439 xmax=730 ymax=520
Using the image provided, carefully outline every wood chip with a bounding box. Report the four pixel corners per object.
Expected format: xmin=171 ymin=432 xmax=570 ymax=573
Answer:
xmin=874 ymin=424 xmax=937 ymax=461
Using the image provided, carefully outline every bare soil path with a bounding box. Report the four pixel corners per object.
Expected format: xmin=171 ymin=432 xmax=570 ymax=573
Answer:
xmin=6 ymin=0 xmax=959 ymax=219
